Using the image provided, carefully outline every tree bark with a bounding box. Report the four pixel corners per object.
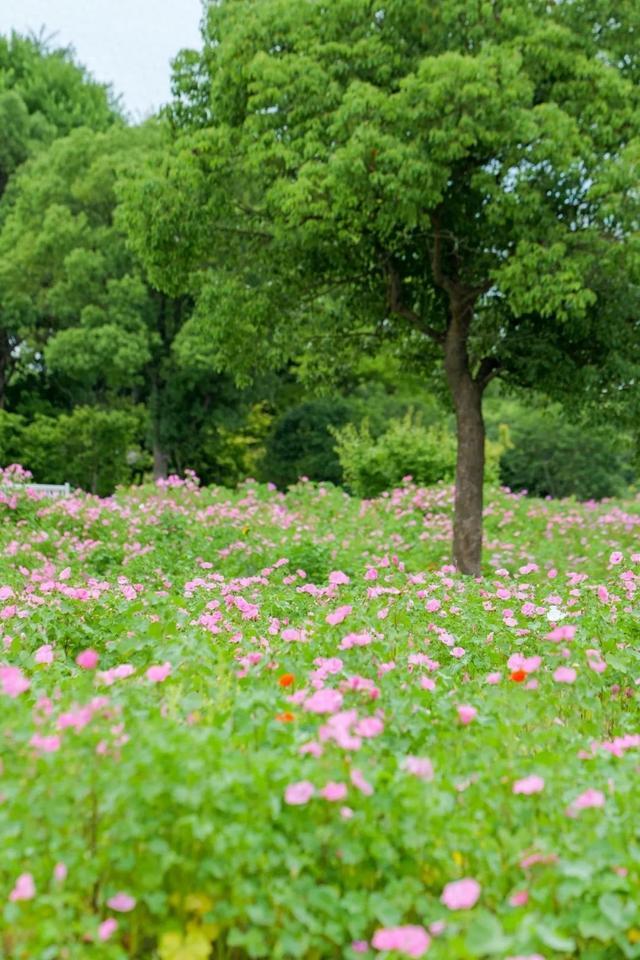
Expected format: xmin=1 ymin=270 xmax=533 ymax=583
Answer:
xmin=444 ymin=296 xmax=485 ymax=576
xmin=153 ymin=441 xmax=169 ymax=481
xmin=0 ymin=331 xmax=10 ymax=410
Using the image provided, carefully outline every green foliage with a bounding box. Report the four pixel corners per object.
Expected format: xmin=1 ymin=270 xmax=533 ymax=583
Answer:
xmin=499 ymin=409 xmax=636 ymax=500
xmin=1 ymin=405 xmax=143 ymax=495
xmin=0 ymin=480 xmax=639 ymax=956
xmin=263 ymin=398 xmax=352 ymax=488
xmin=0 ymin=32 xmax=117 ymax=196
xmin=333 ymin=411 xmax=457 ymax=498
xmin=123 ymin=0 xmax=640 ymax=407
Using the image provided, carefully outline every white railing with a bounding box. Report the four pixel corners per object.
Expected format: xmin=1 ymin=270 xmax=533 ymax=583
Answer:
xmin=1 ymin=482 xmax=71 ymax=498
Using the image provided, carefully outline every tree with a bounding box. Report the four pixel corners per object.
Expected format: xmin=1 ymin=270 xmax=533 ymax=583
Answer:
xmin=0 ymin=123 xmax=195 ymax=478
xmin=0 ymin=31 xmax=119 ymax=404
xmin=122 ymin=0 xmax=640 ymax=573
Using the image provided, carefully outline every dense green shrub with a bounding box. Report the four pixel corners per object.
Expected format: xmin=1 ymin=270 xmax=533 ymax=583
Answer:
xmin=0 ymin=406 xmax=144 ymax=495
xmin=499 ymin=411 xmax=636 ymax=499
xmin=333 ymin=412 xmax=458 ymax=498
xmin=262 ymin=398 xmax=352 ymax=488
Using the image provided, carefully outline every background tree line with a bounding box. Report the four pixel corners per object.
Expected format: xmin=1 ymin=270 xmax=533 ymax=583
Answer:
xmin=1 ymin=10 xmax=639 ymax=571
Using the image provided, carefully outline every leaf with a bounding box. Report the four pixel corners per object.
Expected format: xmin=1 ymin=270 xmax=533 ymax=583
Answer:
xmin=537 ymin=924 xmax=576 ymax=952
xmin=465 ymin=911 xmax=512 ymax=955
xmin=159 ymin=927 xmax=213 ymax=960
xmin=578 ymin=915 xmax=616 ymax=941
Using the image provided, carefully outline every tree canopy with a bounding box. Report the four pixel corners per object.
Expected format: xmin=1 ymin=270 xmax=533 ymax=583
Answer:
xmin=122 ymin=0 xmax=640 ymax=571
xmin=0 ymin=32 xmax=118 ymax=197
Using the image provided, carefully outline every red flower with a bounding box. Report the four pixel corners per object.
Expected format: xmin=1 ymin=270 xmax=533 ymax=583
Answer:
xmin=279 ymin=673 xmax=295 ymax=688
xmin=275 ymin=711 xmax=295 ymax=723
xmin=510 ymin=669 xmax=527 ymax=682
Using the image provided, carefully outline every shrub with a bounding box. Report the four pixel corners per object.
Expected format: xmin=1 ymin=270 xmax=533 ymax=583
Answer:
xmin=499 ymin=411 xmax=636 ymax=500
xmin=332 ymin=411 xmax=457 ymax=498
xmin=263 ymin=398 xmax=352 ymax=488
xmin=3 ymin=406 xmax=144 ymax=495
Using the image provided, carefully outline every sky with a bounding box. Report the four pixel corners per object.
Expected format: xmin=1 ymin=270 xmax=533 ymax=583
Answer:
xmin=0 ymin=0 xmax=204 ymax=119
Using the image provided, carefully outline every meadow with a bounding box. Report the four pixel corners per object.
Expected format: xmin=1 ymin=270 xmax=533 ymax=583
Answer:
xmin=0 ymin=465 xmax=639 ymax=959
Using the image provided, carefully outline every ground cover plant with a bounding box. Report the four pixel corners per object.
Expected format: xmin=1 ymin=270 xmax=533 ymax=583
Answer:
xmin=0 ymin=464 xmax=639 ymax=959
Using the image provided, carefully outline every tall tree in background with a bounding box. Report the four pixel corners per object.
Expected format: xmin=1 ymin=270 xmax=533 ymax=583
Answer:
xmin=0 ymin=122 xmax=195 ymax=479
xmin=123 ymin=0 xmax=640 ymax=574
xmin=0 ymin=32 xmax=118 ymax=405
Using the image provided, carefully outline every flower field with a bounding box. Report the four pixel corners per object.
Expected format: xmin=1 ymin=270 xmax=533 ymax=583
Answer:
xmin=1 ymin=469 xmax=639 ymax=959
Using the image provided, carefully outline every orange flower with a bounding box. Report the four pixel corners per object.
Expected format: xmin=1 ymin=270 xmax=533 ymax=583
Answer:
xmin=278 ymin=673 xmax=295 ymax=688
xmin=275 ymin=711 xmax=295 ymax=723
xmin=510 ymin=669 xmax=527 ymax=682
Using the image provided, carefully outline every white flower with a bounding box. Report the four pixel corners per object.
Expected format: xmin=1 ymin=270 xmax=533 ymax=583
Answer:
xmin=546 ymin=605 xmax=565 ymax=622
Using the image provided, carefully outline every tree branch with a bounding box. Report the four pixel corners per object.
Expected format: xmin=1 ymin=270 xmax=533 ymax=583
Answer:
xmin=474 ymin=356 xmax=501 ymax=390
xmin=386 ymin=262 xmax=444 ymax=344
xmin=429 ymin=212 xmax=455 ymax=295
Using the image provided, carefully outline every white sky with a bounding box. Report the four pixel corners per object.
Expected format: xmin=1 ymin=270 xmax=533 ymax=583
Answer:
xmin=0 ymin=0 xmax=204 ymax=119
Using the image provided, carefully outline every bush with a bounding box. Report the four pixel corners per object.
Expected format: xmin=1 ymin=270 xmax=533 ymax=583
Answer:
xmin=262 ymin=398 xmax=352 ymax=488
xmin=333 ymin=411 xmax=458 ymax=498
xmin=499 ymin=410 xmax=636 ymax=499
xmin=1 ymin=406 xmax=143 ymax=495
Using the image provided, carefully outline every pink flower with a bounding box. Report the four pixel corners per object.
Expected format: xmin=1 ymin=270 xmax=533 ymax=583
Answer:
xmin=54 ymin=862 xmax=67 ymax=882
xmin=9 ymin=873 xmax=35 ymax=901
xmin=106 ymin=892 xmax=136 ymax=912
xmin=351 ymin=768 xmax=374 ymax=796
xmin=320 ymin=781 xmax=348 ymax=802
xmin=99 ymin=663 xmax=136 ymax=685
xmin=372 ymin=925 xmax=431 ymax=957
xmin=597 ymin=585 xmax=609 ymax=603
xmin=284 ymin=781 xmax=315 ymax=805
xmin=352 ymin=942 xmax=369 ymax=954
xmin=428 ymin=921 xmax=446 ymax=937
xmin=326 ymin=605 xmax=352 ymax=626
xmin=29 ymin=733 xmax=61 ymax=754
xmin=513 ymin=775 xmax=545 ymax=795
xmin=457 ymin=704 xmax=477 ymax=725
xmin=508 ymin=890 xmax=529 ymax=907
xmin=507 ymin=654 xmax=541 ymax=675
xmin=546 ymin=625 xmax=576 ymax=642
xmin=355 ymin=716 xmax=384 ymax=738
xmin=98 ymin=918 xmax=118 ymax=941
xmin=588 ymin=658 xmax=606 ymax=674
xmin=553 ymin=666 xmax=576 ymax=684
xmin=329 ymin=571 xmax=350 ymax=585
xmin=304 ymin=688 xmax=343 ymax=714
xmin=402 ymin=756 xmax=434 ymax=780
xmin=566 ymin=788 xmax=605 ymax=817
xmin=34 ymin=644 xmax=54 ymax=665
xmin=76 ymin=648 xmax=99 ymax=670
xmin=145 ymin=662 xmax=171 ymax=683
xmin=0 ymin=665 xmax=30 ymax=698
xmin=441 ymin=877 xmax=481 ymax=910
xmin=340 ymin=632 xmax=372 ymax=650
xmin=486 ymin=672 xmax=501 ymax=684
xmin=609 ymin=551 xmax=623 ymax=565
xmin=519 ymin=851 xmax=558 ymax=869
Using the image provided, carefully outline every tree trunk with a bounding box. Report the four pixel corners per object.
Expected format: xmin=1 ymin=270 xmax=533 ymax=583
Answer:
xmin=153 ymin=441 xmax=169 ymax=481
xmin=0 ymin=331 xmax=9 ymax=409
xmin=444 ymin=298 xmax=485 ymax=576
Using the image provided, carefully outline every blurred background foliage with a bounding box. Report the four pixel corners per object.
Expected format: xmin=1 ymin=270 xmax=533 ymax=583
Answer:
xmin=0 ymin=33 xmax=637 ymax=503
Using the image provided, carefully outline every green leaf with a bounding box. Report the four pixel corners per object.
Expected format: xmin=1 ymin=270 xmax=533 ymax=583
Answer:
xmin=465 ymin=912 xmax=512 ymax=955
xmin=537 ymin=924 xmax=576 ymax=952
